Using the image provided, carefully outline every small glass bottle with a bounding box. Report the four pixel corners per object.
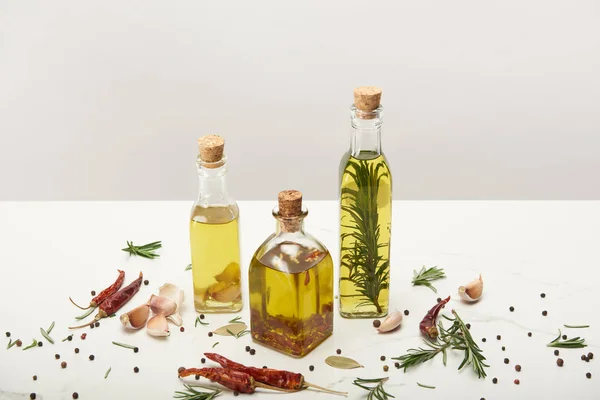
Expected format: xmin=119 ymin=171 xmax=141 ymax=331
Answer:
xmin=190 ymin=135 xmax=242 ymax=313
xmin=339 ymin=86 xmax=392 ymax=318
xmin=249 ymin=190 xmax=334 ymax=357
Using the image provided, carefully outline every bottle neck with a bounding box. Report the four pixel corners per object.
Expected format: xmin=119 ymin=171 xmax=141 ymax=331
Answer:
xmin=273 ymin=208 xmax=307 ymax=234
xmin=196 ymin=156 xmax=229 ymax=203
xmin=350 ymin=106 xmax=383 ymax=158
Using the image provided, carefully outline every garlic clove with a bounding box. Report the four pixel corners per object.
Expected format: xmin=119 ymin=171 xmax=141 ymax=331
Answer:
xmin=120 ymin=304 xmax=150 ymax=330
xmin=149 ymin=294 xmax=177 ymax=316
xmin=214 ymin=262 xmax=241 ymax=283
xmin=459 ymin=274 xmax=484 ymax=302
xmin=209 ymin=282 xmax=241 ymax=303
xmin=377 ymin=310 xmax=403 ymax=333
xmin=146 ymin=314 xmax=170 ymax=337
xmin=159 ymin=283 xmax=184 ymax=326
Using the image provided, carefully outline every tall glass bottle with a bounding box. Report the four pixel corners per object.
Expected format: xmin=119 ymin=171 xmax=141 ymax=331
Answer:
xmin=249 ymin=190 xmax=334 ymax=357
xmin=339 ymin=86 xmax=392 ymax=318
xmin=190 ymin=135 xmax=242 ymax=313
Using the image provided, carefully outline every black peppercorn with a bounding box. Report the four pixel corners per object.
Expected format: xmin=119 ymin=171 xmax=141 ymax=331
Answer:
xmin=250 ymin=349 xmax=256 ymax=355
xmin=587 ymin=372 xmax=592 ymax=379
xmin=492 ymin=377 xmax=498 ymax=384
xmin=143 ymin=279 xmax=149 ymax=286
xmin=466 ymin=323 xmax=471 ymax=330
xmin=482 ymin=338 xmax=487 ymax=342
xmin=208 ymin=332 xmax=213 ymax=337
xmin=201 ymin=358 xmax=206 ymax=364
xmin=95 ymin=322 xmax=99 ymax=328
xmin=557 ymin=358 xmax=564 ymax=367
xmin=542 ymin=310 xmax=548 ymax=316
xmin=380 ymin=355 xmax=386 ymax=361
xmin=336 ymin=349 xmax=341 ymax=354
xmin=262 ymin=366 xmax=267 ymax=369
xmin=515 ymin=365 xmax=521 ymax=372
xmin=404 ymin=310 xmax=409 ymax=316
xmin=178 ymin=367 xmax=185 ymax=374
xmin=581 ymin=354 xmax=588 ymax=361
xmin=588 ymin=352 xmax=594 ymax=360
xmin=200 ymin=314 xmax=205 ymax=320
xmin=55 ymin=354 xmax=60 ymax=359
xmin=180 ymin=327 xmax=185 ymax=332
xmin=383 ymin=365 xmax=389 ymax=372
xmin=554 ymin=350 xmax=559 ymax=356
xmin=72 ymin=392 xmax=79 ymax=399
xmin=91 ymin=290 xmax=96 ymax=296
xmin=134 ymin=347 xmax=139 ymax=353
xmin=373 ymin=320 xmax=381 ymax=328
xmin=309 ymin=365 xmax=314 ymax=371
xmin=245 ymin=345 xmax=251 ymax=352
xmin=30 ymin=393 xmax=36 ymax=399
xmin=504 ymin=358 xmax=509 ymax=364
xmin=195 ymin=375 xmax=200 ymax=380
xmin=514 ymin=379 xmax=520 ymax=385
xmin=497 ymin=335 xmax=501 ymax=340
xmin=38 ymin=341 xmax=43 ymax=347
xmin=89 ymin=355 xmax=95 ymax=361
xmin=562 ymin=334 xmax=567 ymax=340
xmin=134 ymin=366 xmax=139 ymax=373
xmin=509 ymin=306 xmax=514 ymax=312
xmin=32 ymin=375 xmax=37 ymax=381
xmin=234 ymin=392 xmax=239 ymax=397
xmin=528 ymin=332 xmax=532 ymax=337
xmin=61 ymin=361 xmax=67 ymax=369
xmin=90 ymin=323 xmax=94 ymax=329
xmin=5 ymin=332 xmax=10 ymax=337
xmin=394 ymin=362 xmax=400 ymax=369
xmin=74 ymin=348 xmax=79 ymax=354
xmin=437 ymin=297 xmax=442 ymax=303
xmin=67 ymin=335 xmax=73 ymax=341
xmin=540 ymin=293 xmax=546 ymax=298
xmin=502 ymin=346 xmax=506 ymax=351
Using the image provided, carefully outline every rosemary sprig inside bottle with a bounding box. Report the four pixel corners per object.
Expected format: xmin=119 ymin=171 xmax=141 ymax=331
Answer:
xmin=547 ymin=330 xmax=587 ymax=348
xmin=121 ymin=240 xmax=162 ymax=259
xmin=173 ymin=384 xmax=221 ymax=400
xmin=411 ymin=266 xmax=446 ymax=293
xmin=393 ymin=310 xmax=488 ymax=379
xmin=352 ymin=377 xmax=394 ymax=400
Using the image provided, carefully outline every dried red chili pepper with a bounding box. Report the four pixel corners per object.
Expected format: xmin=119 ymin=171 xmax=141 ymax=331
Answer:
xmin=420 ymin=295 xmax=450 ymax=339
xmin=178 ymin=367 xmax=271 ymax=394
xmin=69 ymin=270 xmax=125 ymax=310
xmin=203 ymin=353 xmax=346 ymax=395
xmin=68 ymin=272 xmax=143 ymax=329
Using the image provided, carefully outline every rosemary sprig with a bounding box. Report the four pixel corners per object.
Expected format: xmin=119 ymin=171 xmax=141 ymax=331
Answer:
xmin=411 ymin=266 xmax=446 ymax=293
xmin=104 ymin=367 xmax=112 ymax=379
xmin=564 ymin=324 xmax=589 ymax=329
xmin=61 ymin=335 xmax=73 ymax=342
xmin=195 ymin=316 xmax=209 ymax=327
xmin=6 ymin=338 xmax=17 ymax=349
xmin=340 ymin=159 xmax=390 ymax=314
xmin=121 ymin=240 xmax=162 ymax=259
xmin=229 ymin=316 xmax=243 ymax=324
xmin=40 ymin=327 xmax=54 ymax=344
xmin=352 ymin=377 xmax=394 ymax=400
xmin=75 ymin=307 xmax=96 ymax=320
xmin=185 ymin=264 xmax=192 ymax=271
xmin=417 ymin=382 xmax=435 ymax=389
xmin=22 ymin=339 xmax=38 ymax=350
xmin=173 ymin=384 xmax=221 ymax=400
xmin=46 ymin=321 xmax=55 ymax=334
xmin=226 ymin=328 xmax=250 ymax=339
xmin=212 ymin=342 xmax=219 ymax=348
xmin=547 ymin=330 xmax=587 ymax=348
xmin=392 ymin=310 xmax=488 ymax=379
xmin=112 ymin=341 xmax=137 ymax=350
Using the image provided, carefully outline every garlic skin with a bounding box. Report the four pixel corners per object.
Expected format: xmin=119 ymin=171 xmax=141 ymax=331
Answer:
xmin=147 ymin=314 xmax=170 ymax=337
xmin=149 ymin=294 xmax=177 ymax=316
xmin=120 ymin=304 xmax=150 ymax=330
xmin=459 ymin=274 xmax=483 ymax=302
xmin=377 ymin=310 xmax=403 ymax=333
xmin=159 ymin=283 xmax=184 ymax=326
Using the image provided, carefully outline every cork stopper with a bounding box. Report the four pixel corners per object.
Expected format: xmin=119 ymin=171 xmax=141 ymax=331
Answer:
xmin=278 ymin=190 xmax=303 ymax=217
xmin=353 ymin=86 xmax=382 ymax=119
xmin=197 ymin=135 xmax=225 ymax=167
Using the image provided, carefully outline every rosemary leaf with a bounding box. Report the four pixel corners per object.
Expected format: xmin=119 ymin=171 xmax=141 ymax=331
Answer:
xmin=195 ymin=316 xmax=209 ymax=327
xmin=352 ymin=377 xmax=394 ymax=400
xmin=40 ymin=327 xmax=55 ymax=344
xmin=229 ymin=316 xmax=242 ymax=324
xmin=6 ymin=339 xmax=17 ymax=349
xmin=563 ymin=324 xmax=590 ymax=329
xmin=104 ymin=367 xmax=111 ymax=379
xmin=185 ymin=264 xmax=192 ymax=271
xmin=61 ymin=335 xmax=72 ymax=342
xmin=212 ymin=342 xmax=219 ymax=348
xmin=112 ymin=341 xmax=137 ymax=350
xmin=173 ymin=384 xmax=221 ymax=400
xmin=417 ymin=382 xmax=435 ymax=389
xmin=46 ymin=321 xmax=55 ymax=335
xmin=121 ymin=240 xmax=162 ymax=259
xmin=75 ymin=307 xmax=96 ymax=320
xmin=411 ymin=266 xmax=446 ymax=293
xmin=547 ymin=330 xmax=587 ymax=348
xmin=22 ymin=339 xmax=38 ymax=351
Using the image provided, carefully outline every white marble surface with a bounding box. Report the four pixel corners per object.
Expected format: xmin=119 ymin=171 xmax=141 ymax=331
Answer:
xmin=0 ymin=201 xmax=598 ymax=400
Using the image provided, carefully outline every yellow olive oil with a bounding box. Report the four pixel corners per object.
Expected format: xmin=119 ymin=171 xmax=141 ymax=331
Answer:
xmin=339 ymin=152 xmax=392 ymax=318
xmin=249 ymin=243 xmax=334 ymax=357
xmin=190 ymin=205 xmax=242 ymax=313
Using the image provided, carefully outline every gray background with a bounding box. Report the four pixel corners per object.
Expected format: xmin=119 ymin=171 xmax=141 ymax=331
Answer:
xmin=1 ymin=0 xmax=599 ymax=201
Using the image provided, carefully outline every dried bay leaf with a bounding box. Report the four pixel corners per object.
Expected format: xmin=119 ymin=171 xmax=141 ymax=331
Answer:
xmin=212 ymin=323 xmax=248 ymax=336
xmin=325 ymin=355 xmax=364 ymax=369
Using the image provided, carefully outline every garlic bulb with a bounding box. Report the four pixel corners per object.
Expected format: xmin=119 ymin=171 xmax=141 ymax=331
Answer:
xmin=158 ymin=283 xmax=184 ymax=326
xmin=147 ymin=314 xmax=170 ymax=337
xmin=149 ymin=294 xmax=177 ymax=316
xmin=120 ymin=304 xmax=150 ymax=330
xmin=377 ymin=310 xmax=403 ymax=333
xmin=459 ymin=274 xmax=483 ymax=302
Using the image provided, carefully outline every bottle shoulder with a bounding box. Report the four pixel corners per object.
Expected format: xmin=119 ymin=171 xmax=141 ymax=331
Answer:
xmin=251 ymin=233 xmax=331 ymax=274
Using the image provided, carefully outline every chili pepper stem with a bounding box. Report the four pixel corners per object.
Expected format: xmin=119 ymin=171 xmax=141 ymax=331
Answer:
xmin=303 ymin=382 xmax=348 ymax=396
xmin=69 ymin=297 xmax=91 ymax=310
xmin=68 ymin=312 xmax=105 ymax=329
xmin=253 ymin=382 xmax=297 ymax=393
